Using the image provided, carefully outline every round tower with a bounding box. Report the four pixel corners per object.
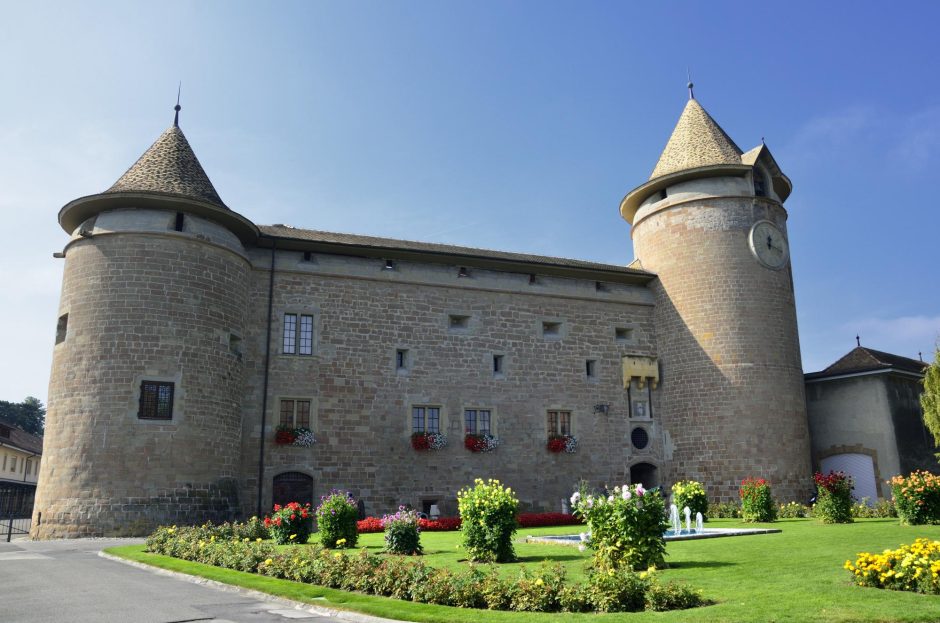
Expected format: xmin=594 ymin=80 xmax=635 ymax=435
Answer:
xmin=620 ymin=96 xmax=812 ymax=502
xmin=33 ymin=106 xmax=258 ymax=537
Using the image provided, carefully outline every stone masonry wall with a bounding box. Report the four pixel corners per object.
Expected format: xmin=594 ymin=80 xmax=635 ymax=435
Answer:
xmin=33 ymin=229 xmax=249 ymax=537
xmin=632 ymin=194 xmax=813 ymax=503
xmin=237 ymin=251 xmax=663 ymax=518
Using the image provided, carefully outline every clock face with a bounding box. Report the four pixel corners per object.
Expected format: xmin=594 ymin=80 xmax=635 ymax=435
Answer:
xmin=748 ymin=220 xmax=789 ymax=269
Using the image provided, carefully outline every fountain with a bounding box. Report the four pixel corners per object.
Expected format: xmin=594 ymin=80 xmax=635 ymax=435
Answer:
xmin=668 ymin=503 xmax=681 ymax=534
xmin=683 ymin=506 xmax=692 ymax=533
xmin=695 ymin=511 xmax=704 ymax=533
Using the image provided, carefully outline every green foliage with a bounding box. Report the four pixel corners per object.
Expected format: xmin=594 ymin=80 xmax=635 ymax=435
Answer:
xmin=572 ymin=483 xmax=669 ymax=572
xmin=265 ymin=502 xmax=313 ymax=544
xmin=0 ymin=396 xmax=45 ymax=435
xmin=850 ymin=498 xmax=897 ymax=519
xmin=315 ymin=490 xmax=359 ymax=548
xmin=144 ymin=522 xmax=703 ymax=613
xmin=671 ymin=480 xmax=709 ymax=521
xmin=457 ymin=478 xmax=519 ymax=563
xmin=890 ymin=471 xmax=940 ymax=525
xmin=381 ymin=506 xmax=422 ymax=555
xmin=739 ymin=477 xmax=776 ymax=523
xmin=922 ymin=347 xmax=940 ymax=456
xmin=778 ymin=502 xmax=811 ymax=518
xmin=707 ymin=501 xmax=742 ymax=519
xmin=813 ymin=471 xmax=854 ymax=524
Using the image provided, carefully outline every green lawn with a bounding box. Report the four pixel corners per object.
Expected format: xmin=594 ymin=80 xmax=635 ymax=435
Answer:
xmin=107 ymin=518 xmax=940 ymax=622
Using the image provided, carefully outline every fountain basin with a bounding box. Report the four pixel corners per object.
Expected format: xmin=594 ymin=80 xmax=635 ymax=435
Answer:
xmin=526 ymin=527 xmax=780 ymax=546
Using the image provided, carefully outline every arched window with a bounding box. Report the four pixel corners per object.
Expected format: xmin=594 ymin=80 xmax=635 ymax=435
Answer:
xmin=630 ymin=462 xmax=659 ymax=489
xmin=753 ymin=168 xmax=768 ymax=197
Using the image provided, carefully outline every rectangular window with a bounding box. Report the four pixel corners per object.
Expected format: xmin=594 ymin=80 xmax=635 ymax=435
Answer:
xmin=10 ymin=457 xmax=17 ymax=472
xmin=280 ymin=399 xmax=312 ymax=428
xmin=493 ymin=355 xmax=504 ymax=375
xmin=283 ymin=313 xmax=314 ymax=355
xmin=138 ymin=380 xmax=174 ymax=420
xmin=412 ymin=406 xmax=440 ymax=434
xmin=396 ymin=349 xmax=409 ymax=370
xmin=464 ymin=409 xmax=491 ymax=435
xmin=547 ymin=410 xmax=571 ymax=437
xmin=586 ymin=359 xmax=597 ymax=378
xmin=615 ymin=327 xmax=634 ymax=342
xmin=25 ymin=459 xmax=31 ymax=476
xmin=542 ymin=321 xmax=562 ymax=337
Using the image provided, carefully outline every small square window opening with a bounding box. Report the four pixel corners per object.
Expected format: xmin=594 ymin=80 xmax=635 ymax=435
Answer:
xmin=138 ymin=381 xmax=174 ymax=420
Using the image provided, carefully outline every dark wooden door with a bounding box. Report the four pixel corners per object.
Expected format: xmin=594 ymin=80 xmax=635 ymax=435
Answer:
xmin=272 ymin=472 xmax=314 ymax=508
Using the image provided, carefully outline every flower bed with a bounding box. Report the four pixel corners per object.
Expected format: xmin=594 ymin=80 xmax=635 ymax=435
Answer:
xmin=411 ymin=432 xmax=447 ymax=451
xmin=890 ymin=471 xmax=940 ymax=525
xmin=547 ymin=434 xmax=578 ymax=453
xmin=144 ymin=523 xmax=704 ymax=613
xmin=845 ymin=538 xmax=940 ymax=594
xmin=357 ymin=512 xmax=582 ymax=533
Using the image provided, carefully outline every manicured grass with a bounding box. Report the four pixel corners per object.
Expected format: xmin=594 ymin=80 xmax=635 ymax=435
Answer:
xmin=107 ymin=519 xmax=940 ymax=622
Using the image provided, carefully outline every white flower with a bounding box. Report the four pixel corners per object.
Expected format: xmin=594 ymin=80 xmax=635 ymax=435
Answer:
xmin=622 ymin=487 xmax=632 ymax=501
xmin=570 ymin=491 xmax=581 ymax=505
xmin=607 ymin=495 xmax=615 ymax=503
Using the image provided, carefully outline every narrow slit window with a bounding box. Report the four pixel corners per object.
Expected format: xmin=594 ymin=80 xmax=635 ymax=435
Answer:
xmin=586 ymin=360 xmax=596 ymax=378
xmin=174 ymin=212 xmax=185 ymax=232
xmin=396 ymin=349 xmax=408 ymax=370
xmin=493 ymin=354 xmax=504 ymax=375
xmin=55 ymin=313 xmax=68 ymax=344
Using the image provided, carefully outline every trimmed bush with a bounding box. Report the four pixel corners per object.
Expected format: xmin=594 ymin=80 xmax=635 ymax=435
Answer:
xmin=145 ymin=522 xmax=705 ymax=613
xmin=671 ymin=480 xmax=708 ymax=521
xmin=813 ymin=471 xmax=853 ymax=524
xmin=457 ymin=478 xmax=519 ymax=562
xmin=706 ymin=501 xmax=741 ymax=519
xmin=264 ymin=502 xmax=313 ymax=544
xmin=316 ymin=490 xmax=359 ymax=548
xmin=382 ymin=506 xmax=422 ymax=555
xmin=572 ymin=483 xmax=669 ymax=572
xmin=890 ymin=471 xmax=940 ymax=525
xmin=740 ymin=477 xmax=776 ymax=523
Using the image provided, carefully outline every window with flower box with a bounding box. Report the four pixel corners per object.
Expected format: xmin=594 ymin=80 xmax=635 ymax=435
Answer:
xmin=276 ymin=399 xmax=316 ymax=447
xmin=412 ymin=405 xmax=441 ymax=434
xmin=547 ymin=410 xmax=571 ymax=437
xmin=280 ymin=399 xmax=311 ymax=429
xmin=464 ymin=409 xmax=492 ymax=435
xmin=282 ymin=313 xmax=314 ymax=355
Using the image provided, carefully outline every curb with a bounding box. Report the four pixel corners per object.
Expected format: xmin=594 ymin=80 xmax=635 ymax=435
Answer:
xmin=98 ymin=551 xmax=407 ymax=623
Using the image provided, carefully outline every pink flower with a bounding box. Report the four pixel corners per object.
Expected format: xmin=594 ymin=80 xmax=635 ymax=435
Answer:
xmin=635 ymin=484 xmax=646 ymax=497
xmin=622 ymin=487 xmax=632 ymax=500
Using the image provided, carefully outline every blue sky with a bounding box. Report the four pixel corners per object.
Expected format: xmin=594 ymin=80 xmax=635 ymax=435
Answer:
xmin=2 ymin=1 xmax=938 ymax=405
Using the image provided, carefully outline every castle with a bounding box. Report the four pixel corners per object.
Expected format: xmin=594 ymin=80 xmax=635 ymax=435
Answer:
xmin=33 ymin=95 xmax=817 ymax=537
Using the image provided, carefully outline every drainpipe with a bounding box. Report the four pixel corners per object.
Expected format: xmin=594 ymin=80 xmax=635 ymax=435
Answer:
xmin=257 ymin=238 xmax=277 ymax=517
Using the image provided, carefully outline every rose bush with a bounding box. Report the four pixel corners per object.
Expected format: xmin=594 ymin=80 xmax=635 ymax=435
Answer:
xmin=740 ymin=477 xmax=776 ymax=523
xmin=264 ymin=502 xmax=313 ymax=544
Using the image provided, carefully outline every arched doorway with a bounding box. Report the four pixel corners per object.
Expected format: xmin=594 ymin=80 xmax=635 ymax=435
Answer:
xmin=272 ymin=472 xmax=314 ymax=508
xmin=630 ymin=462 xmax=659 ymax=489
xmin=820 ymin=453 xmax=878 ymax=503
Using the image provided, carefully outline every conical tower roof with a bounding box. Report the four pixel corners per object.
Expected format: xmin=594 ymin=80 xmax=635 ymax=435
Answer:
xmin=104 ymin=124 xmax=227 ymax=209
xmin=649 ymin=98 xmax=742 ymax=180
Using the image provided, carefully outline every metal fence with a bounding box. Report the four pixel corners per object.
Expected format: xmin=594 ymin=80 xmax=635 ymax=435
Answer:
xmin=0 ymin=484 xmax=34 ymax=541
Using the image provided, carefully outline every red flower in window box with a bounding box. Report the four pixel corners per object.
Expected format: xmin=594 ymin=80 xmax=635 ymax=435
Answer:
xmin=547 ymin=435 xmax=577 ymax=453
xmin=275 ymin=425 xmax=297 ymax=445
xmin=464 ymin=433 xmax=499 ymax=453
xmin=411 ymin=432 xmax=447 ymax=451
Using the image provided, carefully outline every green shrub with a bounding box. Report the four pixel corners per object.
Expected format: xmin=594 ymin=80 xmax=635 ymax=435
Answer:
xmin=315 ymin=490 xmax=359 ymax=548
xmin=777 ymin=501 xmax=810 ymax=518
xmin=890 ymin=471 xmax=940 ymax=525
xmin=264 ymin=502 xmax=313 ymax=544
xmin=706 ymin=501 xmax=741 ymax=519
xmin=509 ymin=563 xmax=566 ymax=612
xmin=851 ymin=497 xmax=896 ymax=518
xmin=382 ymin=506 xmax=422 ymax=555
xmin=645 ymin=578 xmax=706 ymax=611
xmin=572 ymin=483 xmax=668 ymax=572
xmin=739 ymin=477 xmax=776 ymax=522
xmin=145 ymin=521 xmax=705 ymax=613
xmin=232 ymin=515 xmax=270 ymax=540
xmin=813 ymin=471 xmax=854 ymax=524
xmin=671 ymin=480 xmax=708 ymax=521
xmin=457 ymin=478 xmax=519 ymax=562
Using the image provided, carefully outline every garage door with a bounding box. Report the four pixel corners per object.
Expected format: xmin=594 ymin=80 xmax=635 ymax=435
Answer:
xmin=820 ymin=453 xmax=878 ymax=503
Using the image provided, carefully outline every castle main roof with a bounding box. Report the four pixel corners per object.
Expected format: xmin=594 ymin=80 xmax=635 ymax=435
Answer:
xmin=805 ymin=346 xmax=928 ymax=380
xmin=104 ymin=125 xmax=227 ymax=209
xmin=649 ymin=98 xmax=743 ymax=181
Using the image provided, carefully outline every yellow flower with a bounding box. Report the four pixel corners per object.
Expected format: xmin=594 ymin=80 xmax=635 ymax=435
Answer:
xmin=264 ymin=558 xmax=273 ymax=565
xmin=535 ymin=578 xmax=544 ymax=586
xmin=289 ymin=534 xmax=297 ymax=540
xmin=334 ymin=552 xmax=342 ymax=558
xmin=336 ymin=538 xmax=347 ymax=546
xmin=256 ymin=538 xmax=262 ymax=543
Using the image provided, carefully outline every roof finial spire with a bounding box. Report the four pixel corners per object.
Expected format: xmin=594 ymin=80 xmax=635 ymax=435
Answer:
xmin=173 ymin=82 xmax=182 ymax=128
xmin=856 ymin=334 xmax=861 ymax=347
xmin=687 ymin=67 xmax=694 ymax=100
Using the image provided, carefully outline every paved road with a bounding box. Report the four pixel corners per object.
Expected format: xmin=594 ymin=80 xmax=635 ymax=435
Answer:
xmin=0 ymin=538 xmax=340 ymax=622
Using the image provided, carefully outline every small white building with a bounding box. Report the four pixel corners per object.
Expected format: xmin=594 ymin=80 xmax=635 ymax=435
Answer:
xmin=0 ymin=418 xmax=43 ymax=518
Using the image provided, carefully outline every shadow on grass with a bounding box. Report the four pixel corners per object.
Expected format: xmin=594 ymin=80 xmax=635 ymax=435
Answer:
xmin=667 ymin=560 xmax=736 ymax=569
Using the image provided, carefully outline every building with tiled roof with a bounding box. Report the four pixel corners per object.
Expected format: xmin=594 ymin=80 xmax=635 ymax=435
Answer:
xmin=0 ymin=417 xmax=43 ymax=520
xmin=34 ymin=93 xmax=931 ymax=538
xmin=805 ymin=345 xmax=934 ymax=500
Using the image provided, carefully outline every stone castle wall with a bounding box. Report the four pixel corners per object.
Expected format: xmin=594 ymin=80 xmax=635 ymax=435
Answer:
xmin=237 ymin=249 xmax=664 ymax=517
xmin=632 ymin=193 xmax=813 ymax=502
xmin=33 ymin=212 xmax=249 ymax=537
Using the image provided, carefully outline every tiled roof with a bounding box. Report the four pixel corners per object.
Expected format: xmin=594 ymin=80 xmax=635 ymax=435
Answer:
xmin=0 ymin=416 xmax=43 ymax=455
xmin=105 ymin=126 xmax=227 ymax=208
xmin=259 ymin=225 xmax=653 ymax=277
xmin=806 ymin=346 xmax=928 ymax=379
xmin=650 ymin=99 xmax=743 ymax=180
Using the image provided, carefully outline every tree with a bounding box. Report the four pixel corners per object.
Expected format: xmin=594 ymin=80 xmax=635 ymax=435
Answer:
xmin=0 ymin=396 xmax=45 ymax=436
xmin=922 ymin=347 xmax=940 ymax=459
